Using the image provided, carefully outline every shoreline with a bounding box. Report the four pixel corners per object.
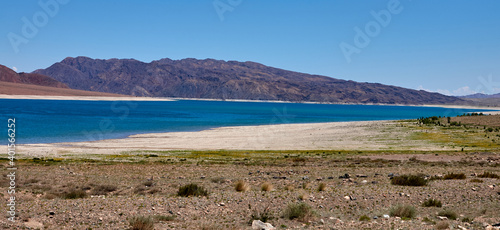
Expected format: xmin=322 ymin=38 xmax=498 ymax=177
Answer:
xmin=1 ymin=94 xmax=500 ymax=111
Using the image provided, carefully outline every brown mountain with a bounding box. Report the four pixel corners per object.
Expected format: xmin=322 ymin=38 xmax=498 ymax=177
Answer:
xmin=0 ymin=64 xmax=69 ymax=88
xmin=33 ymin=56 xmax=465 ymax=105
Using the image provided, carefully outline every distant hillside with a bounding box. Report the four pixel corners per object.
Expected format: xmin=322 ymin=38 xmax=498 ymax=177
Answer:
xmin=34 ymin=56 xmax=465 ymax=105
xmin=459 ymin=93 xmax=500 ymax=99
xmin=0 ymin=64 xmax=69 ymax=88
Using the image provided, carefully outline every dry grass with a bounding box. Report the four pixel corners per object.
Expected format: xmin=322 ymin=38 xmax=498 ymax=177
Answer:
xmin=235 ymin=180 xmax=250 ymax=192
xmin=261 ymin=182 xmax=273 ymax=192
xmin=177 ymin=183 xmax=208 ymax=197
xmin=128 ymin=216 xmax=154 ymax=230
xmin=478 ymin=172 xmax=499 ymax=178
xmin=443 ymin=173 xmax=466 ymax=180
xmin=283 ymin=202 xmax=314 ymax=222
xmin=390 ymin=204 xmax=416 ymax=219
xmin=317 ymin=183 xmax=326 ymax=192
xmin=391 ymin=175 xmax=427 ymax=186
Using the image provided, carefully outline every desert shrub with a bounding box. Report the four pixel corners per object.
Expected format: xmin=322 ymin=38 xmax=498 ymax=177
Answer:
xmin=249 ymin=206 xmax=274 ymax=224
xmin=91 ymin=185 xmax=117 ymax=195
xmin=283 ymin=202 xmax=314 ymax=222
xmin=235 ymin=180 xmax=250 ymax=192
xmin=261 ymin=182 xmax=273 ymax=192
xmin=359 ymin=215 xmax=371 ymax=221
xmin=478 ymin=172 xmax=499 ymax=178
xmin=211 ymin=177 xmax=226 ymax=184
xmin=422 ymin=198 xmax=442 ymax=207
xmin=284 ymin=184 xmax=294 ymax=191
xmin=318 ymin=183 xmax=326 ymax=192
xmin=438 ymin=210 xmax=458 ymax=220
xmin=470 ymin=179 xmax=483 ymax=183
xmin=129 ymin=216 xmax=154 ymax=230
xmin=443 ymin=173 xmax=466 ymax=180
xmin=461 ymin=217 xmax=473 ymax=223
xmin=435 ymin=221 xmax=449 ymax=230
xmin=177 ymin=183 xmax=208 ymax=197
xmin=154 ymin=215 xmax=176 ymax=221
xmin=391 ymin=175 xmax=427 ymax=186
xmin=62 ymin=189 xmax=87 ymax=199
xmin=389 ymin=204 xmax=416 ymax=219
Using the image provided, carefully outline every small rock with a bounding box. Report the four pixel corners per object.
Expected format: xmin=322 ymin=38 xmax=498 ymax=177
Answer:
xmin=437 ymin=216 xmax=448 ymax=220
xmin=339 ymin=173 xmax=350 ymax=179
xmin=316 ymin=177 xmax=323 ymax=181
xmin=383 ymin=214 xmax=390 ymax=219
xmin=220 ymin=203 xmax=225 ymax=206
xmin=320 ymin=219 xmax=325 ymax=224
xmin=251 ymin=220 xmax=275 ymax=230
xmin=361 ymin=180 xmax=368 ymax=184
xmin=373 ymin=216 xmax=378 ymax=219
xmin=356 ymin=174 xmax=368 ymax=178
xmin=371 ymin=181 xmax=378 ymax=184
xmin=472 ymin=187 xmax=477 ymax=191
xmin=302 ymin=176 xmax=309 ymax=180
xmin=200 ymin=176 xmax=206 ymax=179
xmin=457 ymin=225 xmax=467 ymax=230
xmin=344 ymin=196 xmax=351 ymax=201
xmin=327 ymin=176 xmax=334 ymax=179
xmin=488 ymin=185 xmax=495 ymax=189
xmin=49 ymin=211 xmax=55 ymax=215
xmin=388 ymin=173 xmax=394 ymax=177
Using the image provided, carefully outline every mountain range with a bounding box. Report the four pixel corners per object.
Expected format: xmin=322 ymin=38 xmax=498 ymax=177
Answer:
xmin=30 ymin=56 xmax=465 ymax=105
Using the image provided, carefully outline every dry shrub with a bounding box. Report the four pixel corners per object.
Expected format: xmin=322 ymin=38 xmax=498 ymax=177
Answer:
xmin=422 ymin=198 xmax=442 ymax=207
xmin=177 ymin=183 xmax=208 ymax=197
xmin=318 ymin=183 xmax=326 ymax=192
xmin=389 ymin=204 xmax=416 ymax=219
xmin=391 ymin=175 xmax=427 ymax=186
xmin=92 ymin=184 xmax=118 ymax=195
xmin=283 ymin=202 xmax=315 ymax=222
xmin=443 ymin=173 xmax=466 ymax=180
xmin=235 ymin=180 xmax=250 ymax=192
xmin=261 ymin=182 xmax=273 ymax=192
xmin=129 ymin=216 xmax=154 ymax=230
xmin=478 ymin=172 xmax=499 ymax=178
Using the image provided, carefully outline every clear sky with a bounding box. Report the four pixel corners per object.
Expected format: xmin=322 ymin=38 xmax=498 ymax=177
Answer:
xmin=2 ymin=0 xmax=500 ymax=96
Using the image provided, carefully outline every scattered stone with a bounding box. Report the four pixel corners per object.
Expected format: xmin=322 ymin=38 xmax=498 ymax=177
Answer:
xmin=49 ymin=211 xmax=55 ymax=215
xmin=373 ymin=216 xmax=378 ymax=219
xmin=339 ymin=173 xmax=350 ymax=179
xmin=316 ymin=177 xmax=323 ymax=181
xmin=219 ymin=203 xmax=225 ymax=206
xmin=371 ymin=181 xmax=378 ymax=184
xmin=327 ymin=176 xmax=334 ymax=179
xmin=437 ymin=216 xmax=448 ymax=220
xmin=356 ymin=174 xmax=367 ymax=178
xmin=388 ymin=173 xmax=394 ymax=177
xmin=200 ymin=176 xmax=206 ymax=179
xmin=302 ymin=176 xmax=309 ymax=180
xmin=361 ymin=180 xmax=368 ymax=184
xmin=472 ymin=188 xmax=477 ymax=191
xmin=251 ymin=220 xmax=275 ymax=230
xmin=344 ymin=196 xmax=351 ymax=201
xmin=383 ymin=214 xmax=390 ymax=219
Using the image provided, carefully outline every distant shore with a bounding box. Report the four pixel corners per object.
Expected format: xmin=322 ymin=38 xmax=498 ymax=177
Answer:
xmin=2 ymin=94 xmax=500 ymax=112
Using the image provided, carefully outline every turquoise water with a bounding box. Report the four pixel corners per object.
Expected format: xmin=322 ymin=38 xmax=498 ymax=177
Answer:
xmin=0 ymin=99 xmax=494 ymax=144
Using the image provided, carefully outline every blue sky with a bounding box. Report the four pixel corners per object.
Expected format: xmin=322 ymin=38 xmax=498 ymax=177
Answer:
xmin=1 ymin=0 xmax=500 ymax=96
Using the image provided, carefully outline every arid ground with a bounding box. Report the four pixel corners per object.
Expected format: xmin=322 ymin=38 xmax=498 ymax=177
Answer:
xmin=1 ymin=114 xmax=499 ymax=229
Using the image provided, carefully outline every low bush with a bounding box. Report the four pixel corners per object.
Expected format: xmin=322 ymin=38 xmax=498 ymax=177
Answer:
xmin=389 ymin=204 xmax=416 ymax=219
xmin=359 ymin=215 xmax=371 ymax=221
xmin=435 ymin=221 xmax=449 ymax=230
xmin=422 ymin=198 xmax=442 ymax=207
xmin=470 ymin=179 xmax=483 ymax=183
xmin=443 ymin=173 xmax=466 ymax=180
xmin=283 ymin=202 xmax=314 ymax=222
xmin=438 ymin=210 xmax=458 ymax=220
xmin=261 ymin=182 xmax=273 ymax=192
xmin=235 ymin=180 xmax=250 ymax=192
xmin=91 ymin=185 xmax=117 ymax=195
xmin=129 ymin=216 xmax=154 ymax=230
xmin=318 ymin=183 xmax=326 ymax=192
xmin=249 ymin=206 xmax=274 ymax=224
xmin=478 ymin=172 xmax=499 ymax=179
xmin=177 ymin=183 xmax=208 ymax=197
xmin=391 ymin=175 xmax=427 ymax=186
xmin=62 ymin=189 xmax=87 ymax=199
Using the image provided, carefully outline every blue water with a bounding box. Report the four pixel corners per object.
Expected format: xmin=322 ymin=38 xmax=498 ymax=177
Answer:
xmin=0 ymin=99 xmax=495 ymax=144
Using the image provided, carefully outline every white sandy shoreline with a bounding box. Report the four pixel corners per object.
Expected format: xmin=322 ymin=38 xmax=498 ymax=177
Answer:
xmin=2 ymin=94 xmax=500 ymax=112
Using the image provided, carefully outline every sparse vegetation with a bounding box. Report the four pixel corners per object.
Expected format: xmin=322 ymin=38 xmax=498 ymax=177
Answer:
xmin=261 ymin=182 xmax=273 ymax=192
xmin=438 ymin=210 xmax=458 ymax=220
xmin=470 ymin=178 xmax=483 ymax=183
xmin=62 ymin=189 xmax=87 ymax=199
xmin=249 ymin=206 xmax=274 ymax=224
xmin=359 ymin=215 xmax=371 ymax=221
xmin=435 ymin=221 xmax=449 ymax=230
xmin=389 ymin=204 xmax=416 ymax=219
xmin=283 ymin=202 xmax=314 ymax=222
xmin=235 ymin=180 xmax=250 ymax=192
xmin=422 ymin=198 xmax=442 ymax=207
xmin=177 ymin=183 xmax=208 ymax=197
xmin=443 ymin=173 xmax=466 ymax=180
xmin=91 ymin=184 xmax=117 ymax=195
xmin=318 ymin=183 xmax=326 ymax=192
xmin=391 ymin=174 xmax=427 ymax=186
xmin=478 ymin=172 xmax=499 ymax=178
xmin=154 ymin=215 xmax=176 ymax=222
xmin=129 ymin=216 xmax=154 ymax=230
